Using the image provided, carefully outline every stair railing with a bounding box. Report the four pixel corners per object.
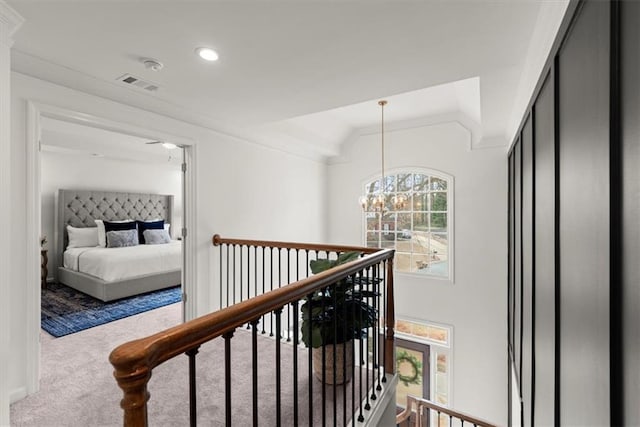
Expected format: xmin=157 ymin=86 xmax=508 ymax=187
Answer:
xmin=396 ymin=395 xmax=498 ymax=427
xmin=109 ymin=235 xmax=396 ymax=426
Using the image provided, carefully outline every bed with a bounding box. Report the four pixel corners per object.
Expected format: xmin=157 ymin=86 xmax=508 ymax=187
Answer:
xmin=55 ymin=189 xmax=182 ymax=302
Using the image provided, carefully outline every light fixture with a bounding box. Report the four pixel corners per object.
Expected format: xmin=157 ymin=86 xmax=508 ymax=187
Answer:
xmin=161 ymin=142 xmax=178 ymax=150
xmin=358 ymin=100 xmax=409 ymax=212
xmin=195 ymin=47 xmax=219 ymax=62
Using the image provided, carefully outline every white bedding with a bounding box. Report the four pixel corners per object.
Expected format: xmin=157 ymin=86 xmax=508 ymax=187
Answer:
xmin=63 ymin=241 xmax=182 ymax=282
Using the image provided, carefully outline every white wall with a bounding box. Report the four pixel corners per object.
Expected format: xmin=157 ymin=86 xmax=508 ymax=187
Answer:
xmin=40 ymin=150 xmax=183 ymax=281
xmin=327 ymin=122 xmax=508 ymax=425
xmin=8 ymin=72 xmax=327 ymax=406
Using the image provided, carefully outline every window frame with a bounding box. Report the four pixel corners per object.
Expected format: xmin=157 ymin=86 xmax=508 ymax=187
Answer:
xmin=361 ymin=167 xmax=454 ymax=282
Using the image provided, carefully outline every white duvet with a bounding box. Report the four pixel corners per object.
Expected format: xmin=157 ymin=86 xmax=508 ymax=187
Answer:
xmin=63 ymin=241 xmax=182 ymax=282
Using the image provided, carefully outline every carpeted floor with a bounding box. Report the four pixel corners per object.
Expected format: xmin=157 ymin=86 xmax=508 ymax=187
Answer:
xmin=41 ymin=283 xmax=182 ymax=337
xmin=13 ymin=302 xmax=388 ymax=426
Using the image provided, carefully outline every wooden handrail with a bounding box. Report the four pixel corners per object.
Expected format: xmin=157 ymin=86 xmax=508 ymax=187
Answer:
xmin=212 ymin=234 xmax=380 ymax=254
xmin=396 ymin=396 xmax=498 ymax=427
xmin=110 ymin=241 xmax=395 ymax=426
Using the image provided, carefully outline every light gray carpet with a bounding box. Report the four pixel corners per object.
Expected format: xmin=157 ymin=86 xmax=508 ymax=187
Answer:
xmin=11 ymin=303 xmax=382 ymax=426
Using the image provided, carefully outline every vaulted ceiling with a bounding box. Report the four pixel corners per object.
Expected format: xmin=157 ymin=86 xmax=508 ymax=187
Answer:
xmin=9 ymin=1 xmax=568 ymax=159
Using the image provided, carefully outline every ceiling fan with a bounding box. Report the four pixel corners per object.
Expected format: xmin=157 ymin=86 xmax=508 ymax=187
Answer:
xmin=145 ymin=140 xmax=181 ymax=149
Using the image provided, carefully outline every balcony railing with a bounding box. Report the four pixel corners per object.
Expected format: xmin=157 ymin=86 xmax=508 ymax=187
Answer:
xmin=109 ymin=235 xmax=396 ymax=426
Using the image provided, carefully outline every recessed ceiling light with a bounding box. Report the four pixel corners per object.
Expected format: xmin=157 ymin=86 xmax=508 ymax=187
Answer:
xmin=162 ymin=142 xmax=178 ymax=150
xmin=195 ymin=47 xmax=219 ymax=62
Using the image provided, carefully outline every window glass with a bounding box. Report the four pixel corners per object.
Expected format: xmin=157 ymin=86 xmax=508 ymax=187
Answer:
xmin=364 ymin=170 xmax=452 ymax=278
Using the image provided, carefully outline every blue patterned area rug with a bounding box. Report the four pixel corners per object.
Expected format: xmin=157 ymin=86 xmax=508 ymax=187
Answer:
xmin=41 ymin=283 xmax=182 ymax=337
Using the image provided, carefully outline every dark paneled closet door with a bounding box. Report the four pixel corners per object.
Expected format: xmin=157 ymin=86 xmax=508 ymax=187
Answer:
xmin=558 ymin=1 xmax=611 ymax=425
xmin=621 ymin=1 xmax=640 ymax=423
xmin=513 ymin=139 xmax=522 ymax=390
xmin=520 ymin=116 xmax=534 ymax=427
xmin=532 ymin=70 xmax=556 ymax=427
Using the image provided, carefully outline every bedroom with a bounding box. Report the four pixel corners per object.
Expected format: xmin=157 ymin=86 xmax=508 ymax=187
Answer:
xmin=39 ymin=117 xmax=185 ymax=334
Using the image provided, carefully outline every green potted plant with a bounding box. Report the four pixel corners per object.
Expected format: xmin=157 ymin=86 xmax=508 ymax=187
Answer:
xmin=301 ymin=251 xmax=378 ymax=384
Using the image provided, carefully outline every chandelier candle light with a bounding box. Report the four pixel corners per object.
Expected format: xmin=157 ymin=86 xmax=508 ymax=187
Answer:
xmin=359 ymin=100 xmax=409 ymax=212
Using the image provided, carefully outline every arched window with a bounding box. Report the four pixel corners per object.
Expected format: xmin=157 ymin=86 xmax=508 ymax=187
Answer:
xmin=363 ymin=170 xmax=453 ymax=278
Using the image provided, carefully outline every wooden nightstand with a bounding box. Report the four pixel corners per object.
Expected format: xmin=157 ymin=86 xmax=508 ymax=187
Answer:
xmin=41 ymin=249 xmax=48 ymax=289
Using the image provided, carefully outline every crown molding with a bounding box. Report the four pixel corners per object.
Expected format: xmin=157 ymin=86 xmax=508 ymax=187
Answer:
xmin=0 ymin=1 xmax=24 ymax=47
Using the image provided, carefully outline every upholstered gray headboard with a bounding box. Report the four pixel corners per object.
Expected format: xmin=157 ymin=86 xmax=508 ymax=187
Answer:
xmin=55 ymin=189 xmax=174 ymax=278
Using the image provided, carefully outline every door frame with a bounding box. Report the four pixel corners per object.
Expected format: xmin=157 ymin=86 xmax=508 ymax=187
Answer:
xmin=24 ymin=101 xmax=198 ymax=394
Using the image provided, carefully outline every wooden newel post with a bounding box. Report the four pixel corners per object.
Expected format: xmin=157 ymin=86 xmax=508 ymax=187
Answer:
xmin=112 ymin=365 xmax=151 ymax=427
xmin=384 ymin=257 xmax=395 ymax=376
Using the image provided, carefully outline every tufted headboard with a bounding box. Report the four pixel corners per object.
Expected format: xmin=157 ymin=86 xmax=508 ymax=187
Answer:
xmin=55 ymin=189 xmax=174 ymax=276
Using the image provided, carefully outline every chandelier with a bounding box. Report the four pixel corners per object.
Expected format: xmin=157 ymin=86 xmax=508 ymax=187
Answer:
xmin=358 ymin=100 xmax=409 ymax=212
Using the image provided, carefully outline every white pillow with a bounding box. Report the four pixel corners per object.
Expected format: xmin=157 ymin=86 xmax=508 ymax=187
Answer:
xmin=66 ymin=225 xmax=99 ymax=249
xmin=164 ymin=223 xmax=170 ymax=237
xmin=95 ymin=219 xmax=133 ymax=247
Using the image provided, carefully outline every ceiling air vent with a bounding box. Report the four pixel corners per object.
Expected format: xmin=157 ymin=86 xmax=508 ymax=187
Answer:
xmin=115 ymin=74 xmax=160 ymax=92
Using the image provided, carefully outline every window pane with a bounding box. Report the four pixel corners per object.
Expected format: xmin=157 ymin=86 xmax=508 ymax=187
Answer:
xmin=430 ymin=213 xmax=447 ymax=232
xmin=413 ymin=192 xmax=428 ymax=211
xmin=383 ymin=175 xmax=395 ymax=192
xmin=413 ymin=174 xmax=429 ymax=192
xmin=395 ymin=319 xmax=450 ymax=346
xmin=413 ymin=212 xmax=428 ymax=231
xmin=430 ymin=192 xmax=447 ymax=212
xmin=431 ymin=177 xmax=447 ymax=191
xmin=412 ymin=324 xmax=449 ymax=344
xmin=365 ymin=179 xmax=380 ymax=194
xmin=366 ymin=213 xmax=380 ymax=231
xmin=381 ymin=212 xmax=396 ymax=233
xmin=397 ymin=173 xmax=413 ymax=192
xmin=415 ymin=233 xmax=448 ymax=277
xmin=366 ymin=231 xmax=379 ymax=248
xmin=435 ymin=352 xmax=448 ymax=405
xmin=381 ymin=233 xmax=396 ymax=248
xmin=397 ymin=213 xmax=411 ymax=231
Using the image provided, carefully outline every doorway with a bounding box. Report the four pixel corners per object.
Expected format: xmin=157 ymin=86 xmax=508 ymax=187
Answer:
xmin=24 ymin=101 xmax=196 ymax=395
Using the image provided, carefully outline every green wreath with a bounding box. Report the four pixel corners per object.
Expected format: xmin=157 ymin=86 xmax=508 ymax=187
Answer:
xmin=396 ymin=350 xmax=422 ymax=387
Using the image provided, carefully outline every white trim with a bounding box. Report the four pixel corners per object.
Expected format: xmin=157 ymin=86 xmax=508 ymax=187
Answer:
xmin=8 ymin=388 xmax=26 ymax=405
xmin=0 ymin=1 xmax=24 ymax=47
xmin=182 ymin=143 xmax=198 ymax=320
xmin=0 ymin=3 xmax=23 ymax=423
xmin=360 ymin=166 xmax=455 ymax=283
xmin=23 ymin=102 xmax=198 ymax=397
xmin=24 ymin=102 xmax=41 ymax=395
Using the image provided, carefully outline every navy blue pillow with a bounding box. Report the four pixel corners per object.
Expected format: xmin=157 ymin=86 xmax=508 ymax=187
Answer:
xmin=103 ymin=220 xmax=137 ymax=247
xmin=136 ymin=220 xmax=164 ymax=244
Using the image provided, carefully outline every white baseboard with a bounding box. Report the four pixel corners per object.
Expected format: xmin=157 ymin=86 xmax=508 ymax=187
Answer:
xmin=9 ymin=387 xmax=27 ymax=404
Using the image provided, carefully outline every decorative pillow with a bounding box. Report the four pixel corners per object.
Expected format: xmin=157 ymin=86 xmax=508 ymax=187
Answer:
xmin=143 ymin=229 xmax=172 ymax=245
xmin=104 ymin=220 xmax=137 ymax=247
xmin=95 ymin=219 xmax=133 ymax=247
xmin=66 ymin=225 xmax=99 ymax=248
xmin=136 ymin=220 xmax=164 ymax=244
xmin=106 ymin=229 xmax=139 ymax=248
